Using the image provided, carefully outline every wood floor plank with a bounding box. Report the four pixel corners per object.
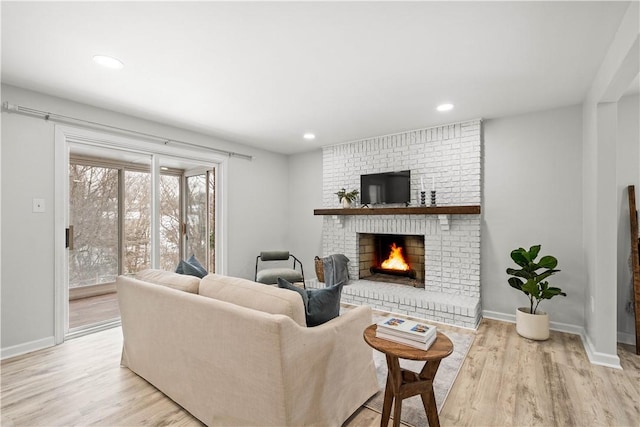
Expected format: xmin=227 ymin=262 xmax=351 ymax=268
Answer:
xmin=441 ymin=319 xmax=639 ymax=427
xmin=2 ymin=318 xmax=638 ymax=427
xmin=69 ymin=292 xmax=120 ymax=329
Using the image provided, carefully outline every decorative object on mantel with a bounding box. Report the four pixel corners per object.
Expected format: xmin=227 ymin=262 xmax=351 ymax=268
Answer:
xmin=419 ymin=177 xmax=427 ymax=206
xmin=506 ymin=245 xmax=565 ymax=340
xmin=334 ymin=188 xmax=359 ymax=208
xmin=430 ymin=190 xmax=437 ymax=206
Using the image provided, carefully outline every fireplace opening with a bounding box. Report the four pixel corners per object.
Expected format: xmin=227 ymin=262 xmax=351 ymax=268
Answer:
xmin=359 ymin=233 xmax=425 ymax=287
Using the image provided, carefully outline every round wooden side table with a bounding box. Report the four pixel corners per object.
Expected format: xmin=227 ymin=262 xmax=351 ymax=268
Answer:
xmin=363 ymin=324 xmax=454 ymax=427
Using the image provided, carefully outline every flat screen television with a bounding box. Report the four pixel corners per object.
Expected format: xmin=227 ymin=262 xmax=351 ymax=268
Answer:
xmin=360 ymin=170 xmax=411 ymax=206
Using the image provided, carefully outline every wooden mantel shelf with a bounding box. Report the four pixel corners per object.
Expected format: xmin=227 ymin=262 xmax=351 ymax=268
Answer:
xmin=314 ymin=205 xmax=481 ymax=216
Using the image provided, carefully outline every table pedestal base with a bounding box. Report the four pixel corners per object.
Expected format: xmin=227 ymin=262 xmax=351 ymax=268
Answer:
xmin=381 ymin=355 xmax=442 ymax=427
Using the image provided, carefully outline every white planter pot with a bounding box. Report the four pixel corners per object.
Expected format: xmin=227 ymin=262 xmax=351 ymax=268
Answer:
xmin=515 ymin=307 xmax=549 ymax=340
xmin=341 ymin=198 xmax=352 ymax=208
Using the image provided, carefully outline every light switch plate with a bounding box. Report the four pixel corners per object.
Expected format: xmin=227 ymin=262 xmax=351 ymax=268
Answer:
xmin=33 ymin=198 xmax=45 ymax=213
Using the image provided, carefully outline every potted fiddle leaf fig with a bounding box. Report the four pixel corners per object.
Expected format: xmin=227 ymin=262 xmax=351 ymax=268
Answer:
xmin=506 ymin=245 xmax=566 ymax=340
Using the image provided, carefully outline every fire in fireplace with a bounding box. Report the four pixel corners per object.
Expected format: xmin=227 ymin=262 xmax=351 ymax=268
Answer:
xmin=370 ymin=242 xmax=417 ymax=279
xmin=381 ymin=243 xmax=409 ymax=271
xmin=359 ymin=233 xmax=425 ymax=287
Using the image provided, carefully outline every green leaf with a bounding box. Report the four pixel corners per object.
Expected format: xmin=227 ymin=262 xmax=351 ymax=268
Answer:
xmin=534 ymin=269 xmax=560 ymax=283
xmin=510 ymin=249 xmax=529 ymax=267
xmin=521 ymin=280 xmax=540 ymax=298
xmin=508 ymin=277 xmax=524 ymax=291
xmin=538 ymin=255 xmax=558 ymax=269
xmin=547 ymin=287 xmax=567 ymax=297
xmin=506 ymin=268 xmax=533 ymax=279
xmin=527 ymin=262 xmax=540 ymax=272
xmin=529 ymin=245 xmax=541 ymax=260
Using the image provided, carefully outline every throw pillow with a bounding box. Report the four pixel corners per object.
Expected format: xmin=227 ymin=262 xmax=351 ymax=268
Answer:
xmin=277 ymin=278 xmax=344 ymax=327
xmin=175 ymin=255 xmax=208 ymax=279
xmin=186 ymin=255 xmax=208 ymax=277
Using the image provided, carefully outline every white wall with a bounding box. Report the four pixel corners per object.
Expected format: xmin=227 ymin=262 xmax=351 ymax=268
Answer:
xmin=616 ymin=93 xmax=639 ymax=343
xmin=482 ymin=105 xmax=585 ymax=327
xmin=1 ymin=84 xmax=290 ymax=353
xmin=287 ymin=149 xmax=323 ymax=278
xmin=1 ymin=108 xmax=56 ymax=351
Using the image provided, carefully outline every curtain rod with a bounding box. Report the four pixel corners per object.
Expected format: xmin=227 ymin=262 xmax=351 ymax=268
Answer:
xmin=1 ymin=102 xmax=254 ymax=161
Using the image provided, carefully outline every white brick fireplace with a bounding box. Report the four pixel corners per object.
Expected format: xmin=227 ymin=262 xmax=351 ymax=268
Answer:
xmin=317 ymin=119 xmax=482 ymax=328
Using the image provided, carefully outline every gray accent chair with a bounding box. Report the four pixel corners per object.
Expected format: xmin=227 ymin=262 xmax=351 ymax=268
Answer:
xmin=255 ymin=251 xmax=305 ymax=288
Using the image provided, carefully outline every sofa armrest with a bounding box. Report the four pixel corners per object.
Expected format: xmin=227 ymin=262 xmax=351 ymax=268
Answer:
xmin=278 ymin=305 xmax=379 ymax=426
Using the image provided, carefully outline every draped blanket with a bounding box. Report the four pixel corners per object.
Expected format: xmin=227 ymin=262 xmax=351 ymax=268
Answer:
xmin=323 ymin=254 xmax=350 ymax=287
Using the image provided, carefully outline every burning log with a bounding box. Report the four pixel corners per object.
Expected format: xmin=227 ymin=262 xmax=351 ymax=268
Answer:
xmin=369 ymin=266 xmax=417 ymax=279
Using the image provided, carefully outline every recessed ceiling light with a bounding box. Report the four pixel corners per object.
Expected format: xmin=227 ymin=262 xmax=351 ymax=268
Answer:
xmin=93 ymin=55 xmax=124 ymax=70
xmin=437 ymin=103 xmax=454 ymax=112
xmin=303 ymin=133 xmax=316 ymax=140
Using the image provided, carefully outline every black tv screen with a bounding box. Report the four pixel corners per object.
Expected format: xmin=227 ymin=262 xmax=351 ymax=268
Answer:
xmin=360 ymin=170 xmax=411 ymax=205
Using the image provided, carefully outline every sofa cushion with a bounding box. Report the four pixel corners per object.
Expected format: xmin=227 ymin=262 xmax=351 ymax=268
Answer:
xmin=199 ymin=274 xmax=307 ymax=327
xmin=278 ymin=278 xmax=344 ymax=327
xmin=135 ymin=269 xmax=200 ymax=294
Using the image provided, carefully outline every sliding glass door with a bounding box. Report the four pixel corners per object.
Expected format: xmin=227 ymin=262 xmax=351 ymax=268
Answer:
xmin=66 ymin=146 xmax=217 ymax=335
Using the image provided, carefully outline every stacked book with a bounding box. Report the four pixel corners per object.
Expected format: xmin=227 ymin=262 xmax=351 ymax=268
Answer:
xmin=376 ymin=316 xmax=437 ymax=350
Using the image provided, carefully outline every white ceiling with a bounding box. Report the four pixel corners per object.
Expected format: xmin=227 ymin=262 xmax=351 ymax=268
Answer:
xmin=1 ymin=1 xmax=633 ymax=154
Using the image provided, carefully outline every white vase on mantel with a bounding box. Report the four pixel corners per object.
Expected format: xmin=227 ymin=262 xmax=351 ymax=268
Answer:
xmin=341 ymin=198 xmax=352 ymax=208
xmin=515 ymin=307 xmax=549 ymax=340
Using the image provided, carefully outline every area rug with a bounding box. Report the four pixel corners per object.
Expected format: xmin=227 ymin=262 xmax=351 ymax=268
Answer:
xmin=357 ymin=309 xmax=475 ymax=427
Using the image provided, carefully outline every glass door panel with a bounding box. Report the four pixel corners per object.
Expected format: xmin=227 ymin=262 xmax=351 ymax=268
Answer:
xmin=68 ymin=164 xmax=119 ymax=287
xmin=123 ymin=170 xmax=151 ymax=275
xmin=185 ymin=170 xmax=215 ymax=272
xmin=186 ymin=174 xmax=207 ymax=265
xmin=160 ymin=174 xmax=182 ymax=271
xmin=68 ymin=162 xmax=121 ymax=332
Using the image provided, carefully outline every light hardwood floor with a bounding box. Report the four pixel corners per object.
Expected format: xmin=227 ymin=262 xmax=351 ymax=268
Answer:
xmin=1 ymin=318 xmax=638 ymax=426
xmin=69 ymin=292 xmax=120 ymax=329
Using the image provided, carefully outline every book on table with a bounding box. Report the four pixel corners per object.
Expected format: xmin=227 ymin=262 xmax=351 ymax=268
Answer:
xmin=376 ymin=316 xmax=437 ymax=343
xmin=376 ymin=329 xmax=438 ymax=350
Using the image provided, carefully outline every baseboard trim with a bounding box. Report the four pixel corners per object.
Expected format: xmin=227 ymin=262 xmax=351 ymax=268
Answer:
xmin=581 ymin=331 xmax=622 ymax=369
xmin=482 ymin=310 xmax=582 ymax=335
xmin=482 ymin=310 xmax=622 ymax=369
xmin=1 ymin=336 xmax=55 ymax=361
xmin=481 ymin=310 xmax=514 ymax=324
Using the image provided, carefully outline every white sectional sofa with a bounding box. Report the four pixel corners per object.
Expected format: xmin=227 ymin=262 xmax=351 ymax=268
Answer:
xmin=116 ymin=270 xmax=379 ymax=426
